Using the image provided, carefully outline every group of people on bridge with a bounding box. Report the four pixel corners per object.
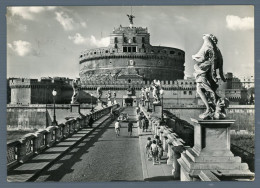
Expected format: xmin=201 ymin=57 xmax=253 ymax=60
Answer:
xmin=137 ymin=112 xmax=149 ymax=132
xmin=146 ymin=135 xmax=164 ymax=165
xmin=114 ymin=120 xmax=134 ymax=137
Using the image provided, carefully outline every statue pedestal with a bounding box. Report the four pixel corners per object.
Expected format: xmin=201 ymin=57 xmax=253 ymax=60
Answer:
xmin=152 ymin=103 xmax=162 ymax=118
xmin=107 ymin=100 xmax=112 ymax=106
xmin=70 ymin=104 xmax=80 ymax=113
xmin=97 ymin=101 xmax=103 ymax=108
xmin=178 ymin=119 xmax=254 ymax=181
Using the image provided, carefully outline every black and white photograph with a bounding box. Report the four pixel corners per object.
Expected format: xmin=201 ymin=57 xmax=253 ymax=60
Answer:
xmin=6 ymin=6 xmax=255 ymax=182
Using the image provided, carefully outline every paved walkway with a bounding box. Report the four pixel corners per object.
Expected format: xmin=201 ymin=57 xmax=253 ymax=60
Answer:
xmin=7 ymin=114 xmax=111 ymax=182
xmin=34 ymin=107 xmax=143 ymax=182
xmin=8 ymin=107 xmax=175 ymax=182
xmin=138 ymin=129 xmax=174 ymax=181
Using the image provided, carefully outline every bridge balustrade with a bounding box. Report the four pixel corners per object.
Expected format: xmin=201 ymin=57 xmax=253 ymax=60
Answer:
xmin=7 ymin=104 xmax=118 ymax=170
xmin=139 ymin=104 xmax=254 ymax=181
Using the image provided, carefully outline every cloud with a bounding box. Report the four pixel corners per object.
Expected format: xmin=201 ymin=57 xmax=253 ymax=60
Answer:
xmin=8 ymin=7 xmax=56 ymax=20
xmin=68 ymin=33 xmax=110 ymax=47
xmin=8 ymin=40 xmax=33 ymax=56
xmin=175 ymin=16 xmax=190 ymax=23
xmin=68 ymin=33 xmax=87 ymax=44
xmin=55 ymin=11 xmax=74 ymax=31
xmin=226 ymin=15 xmax=254 ymax=31
xmin=80 ymin=21 xmax=87 ymax=28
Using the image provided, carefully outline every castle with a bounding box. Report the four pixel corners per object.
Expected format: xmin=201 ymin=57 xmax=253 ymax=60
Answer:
xmin=79 ymin=14 xmax=186 ymax=106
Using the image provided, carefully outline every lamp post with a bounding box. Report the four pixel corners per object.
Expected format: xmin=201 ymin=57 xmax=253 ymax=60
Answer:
xmin=52 ymin=89 xmax=57 ymax=125
xmin=90 ymin=93 xmax=94 ymax=112
xmin=160 ymin=88 xmax=164 ymax=121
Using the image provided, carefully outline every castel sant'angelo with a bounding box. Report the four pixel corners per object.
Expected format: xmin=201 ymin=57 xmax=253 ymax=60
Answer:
xmin=79 ymin=14 xmax=191 ymax=106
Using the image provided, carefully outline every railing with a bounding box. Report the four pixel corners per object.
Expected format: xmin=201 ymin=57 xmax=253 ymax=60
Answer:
xmin=7 ymin=104 xmax=118 ymax=170
xmin=139 ymin=105 xmax=186 ymax=180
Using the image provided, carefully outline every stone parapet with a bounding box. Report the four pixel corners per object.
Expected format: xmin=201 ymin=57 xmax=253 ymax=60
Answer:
xmin=7 ymin=104 xmax=118 ymax=170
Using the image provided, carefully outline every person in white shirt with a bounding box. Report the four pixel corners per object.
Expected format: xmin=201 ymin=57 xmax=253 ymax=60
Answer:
xmin=115 ymin=120 xmax=121 ymax=137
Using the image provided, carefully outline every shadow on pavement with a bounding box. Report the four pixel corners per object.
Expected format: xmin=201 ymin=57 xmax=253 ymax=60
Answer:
xmin=32 ymin=119 xmax=112 ymax=182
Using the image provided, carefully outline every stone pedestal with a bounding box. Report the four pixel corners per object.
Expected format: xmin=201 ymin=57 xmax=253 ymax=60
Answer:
xmin=70 ymin=104 xmax=80 ymax=113
xmin=97 ymin=101 xmax=103 ymax=108
xmin=178 ymin=119 xmax=254 ymax=181
xmin=107 ymin=100 xmax=112 ymax=106
xmin=152 ymin=104 xmax=162 ymax=118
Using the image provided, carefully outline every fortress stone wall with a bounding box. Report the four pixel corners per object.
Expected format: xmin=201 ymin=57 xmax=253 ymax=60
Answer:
xmin=79 ymin=23 xmax=185 ymax=85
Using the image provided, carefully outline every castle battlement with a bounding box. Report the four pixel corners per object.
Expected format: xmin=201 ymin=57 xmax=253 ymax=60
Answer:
xmin=9 ymin=77 xmax=74 ymax=88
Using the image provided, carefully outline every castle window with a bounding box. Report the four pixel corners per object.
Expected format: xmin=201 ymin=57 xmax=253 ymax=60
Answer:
xmin=183 ymin=91 xmax=187 ymax=95
xmin=142 ymin=37 xmax=145 ymax=43
xmin=22 ymin=79 xmax=24 ymax=82
xmin=170 ymin=51 xmax=175 ymax=54
xmin=114 ymin=44 xmax=118 ymax=48
xmin=105 ymin=50 xmax=108 ymax=53
xmin=189 ymin=91 xmax=192 ymax=95
xmin=124 ymin=37 xmax=127 ymax=43
xmin=123 ymin=47 xmax=127 ymax=52
xmin=132 ymin=47 xmax=136 ymax=52
xmin=133 ymin=37 xmax=136 ymax=43
xmin=94 ymin=52 xmax=96 ymax=54
xmin=128 ymin=47 xmax=132 ymax=52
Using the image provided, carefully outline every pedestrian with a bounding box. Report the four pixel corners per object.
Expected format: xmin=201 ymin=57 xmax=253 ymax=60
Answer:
xmin=115 ymin=120 xmax=121 ymax=137
xmin=145 ymin=137 xmax=152 ymax=159
xmin=144 ymin=118 xmax=149 ymax=132
xmin=128 ymin=121 xmax=133 ymax=136
xmin=141 ymin=117 xmax=145 ymax=131
xmin=142 ymin=118 xmax=146 ymax=132
xmin=138 ymin=113 xmax=142 ymax=128
xmin=89 ymin=116 xmax=94 ymax=128
xmin=157 ymin=143 xmax=164 ymax=164
xmin=155 ymin=135 xmax=162 ymax=145
xmin=151 ymin=140 xmax=158 ymax=165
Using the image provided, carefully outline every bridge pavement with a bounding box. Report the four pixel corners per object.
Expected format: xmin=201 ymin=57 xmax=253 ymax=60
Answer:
xmin=8 ymin=107 xmax=174 ymax=182
xmin=34 ymin=107 xmax=143 ymax=182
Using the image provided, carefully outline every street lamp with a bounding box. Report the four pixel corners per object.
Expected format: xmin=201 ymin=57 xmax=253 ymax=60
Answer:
xmin=90 ymin=93 xmax=94 ymax=112
xmin=52 ymin=89 xmax=57 ymax=125
xmin=160 ymin=88 xmax=164 ymax=121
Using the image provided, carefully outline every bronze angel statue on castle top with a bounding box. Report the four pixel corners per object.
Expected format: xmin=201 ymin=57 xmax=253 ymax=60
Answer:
xmin=192 ymin=34 xmax=229 ymax=120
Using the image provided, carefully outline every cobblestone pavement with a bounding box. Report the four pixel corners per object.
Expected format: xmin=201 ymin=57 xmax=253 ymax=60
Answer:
xmin=35 ymin=107 xmax=143 ymax=182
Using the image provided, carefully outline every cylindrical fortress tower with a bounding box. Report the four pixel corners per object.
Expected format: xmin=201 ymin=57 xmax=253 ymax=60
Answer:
xmin=79 ymin=16 xmax=185 ymax=85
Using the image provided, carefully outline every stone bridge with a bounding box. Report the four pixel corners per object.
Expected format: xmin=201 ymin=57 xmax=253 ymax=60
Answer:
xmin=7 ymin=104 xmax=254 ymax=182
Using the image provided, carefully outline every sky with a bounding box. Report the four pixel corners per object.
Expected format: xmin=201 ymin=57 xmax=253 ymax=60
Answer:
xmin=6 ymin=6 xmax=254 ymax=79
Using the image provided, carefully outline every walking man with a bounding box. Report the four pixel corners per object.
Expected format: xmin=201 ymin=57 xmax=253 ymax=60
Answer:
xmin=128 ymin=121 xmax=133 ymax=136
